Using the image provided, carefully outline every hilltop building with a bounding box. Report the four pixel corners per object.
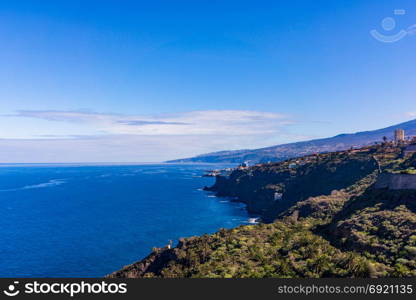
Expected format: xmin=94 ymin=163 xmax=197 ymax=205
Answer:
xmin=395 ymin=129 xmax=405 ymax=144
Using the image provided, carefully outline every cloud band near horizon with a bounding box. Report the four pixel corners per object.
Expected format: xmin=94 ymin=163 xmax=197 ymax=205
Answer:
xmin=0 ymin=109 xmax=303 ymax=162
xmin=6 ymin=109 xmax=293 ymax=137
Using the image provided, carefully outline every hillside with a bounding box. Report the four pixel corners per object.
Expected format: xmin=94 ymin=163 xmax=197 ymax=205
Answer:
xmin=204 ymin=148 xmax=379 ymax=222
xmin=108 ymin=143 xmax=416 ymax=278
xmin=168 ymin=119 xmax=416 ymax=164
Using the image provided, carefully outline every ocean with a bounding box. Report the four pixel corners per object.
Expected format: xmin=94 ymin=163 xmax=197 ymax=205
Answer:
xmin=0 ymin=164 xmax=250 ymax=277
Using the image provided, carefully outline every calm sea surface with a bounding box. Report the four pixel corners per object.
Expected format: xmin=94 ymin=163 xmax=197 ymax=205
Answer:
xmin=0 ymin=164 xmax=249 ymax=277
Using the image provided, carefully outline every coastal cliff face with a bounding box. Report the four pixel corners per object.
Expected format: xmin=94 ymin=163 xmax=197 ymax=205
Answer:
xmin=109 ymin=145 xmax=416 ymax=278
xmin=206 ymin=150 xmax=378 ymax=222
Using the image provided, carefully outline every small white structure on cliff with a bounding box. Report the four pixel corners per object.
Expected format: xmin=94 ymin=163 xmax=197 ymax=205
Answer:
xmin=274 ymin=192 xmax=283 ymax=201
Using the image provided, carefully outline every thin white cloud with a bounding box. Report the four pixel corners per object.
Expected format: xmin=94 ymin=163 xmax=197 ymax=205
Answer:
xmin=0 ymin=109 xmax=300 ymax=162
xmin=406 ymin=112 xmax=416 ymax=118
xmin=11 ymin=110 xmax=293 ymax=136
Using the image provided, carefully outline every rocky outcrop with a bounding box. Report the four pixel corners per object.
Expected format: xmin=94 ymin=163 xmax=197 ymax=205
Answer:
xmin=106 ymin=247 xmax=177 ymax=278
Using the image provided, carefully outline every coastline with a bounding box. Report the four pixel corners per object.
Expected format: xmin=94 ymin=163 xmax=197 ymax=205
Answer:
xmin=108 ymin=144 xmax=416 ymax=278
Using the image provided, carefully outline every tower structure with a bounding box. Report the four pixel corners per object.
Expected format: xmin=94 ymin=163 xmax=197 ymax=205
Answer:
xmin=394 ymin=129 xmax=405 ymax=144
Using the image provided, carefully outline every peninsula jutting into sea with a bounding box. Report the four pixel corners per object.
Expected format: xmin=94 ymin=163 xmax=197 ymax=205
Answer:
xmin=108 ymin=129 xmax=416 ymax=278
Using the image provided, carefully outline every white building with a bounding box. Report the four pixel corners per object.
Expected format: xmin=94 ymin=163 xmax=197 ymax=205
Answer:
xmin=274 ymin=192 xmax=283 ymax=201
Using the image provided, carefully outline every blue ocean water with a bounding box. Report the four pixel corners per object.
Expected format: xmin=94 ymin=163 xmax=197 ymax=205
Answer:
xmin=0 ymin=164 xmax=249 ymax=277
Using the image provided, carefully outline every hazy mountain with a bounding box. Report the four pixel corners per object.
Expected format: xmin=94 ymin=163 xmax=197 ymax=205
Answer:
xmin=168 ymin=119 xmax=416 ymax=163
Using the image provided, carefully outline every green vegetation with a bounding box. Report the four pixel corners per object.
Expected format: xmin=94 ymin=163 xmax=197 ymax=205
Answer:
xmin=327 ymin=189 xmax=416 ymax=277
xmin=108 ymin=219 xmax=387 ymax=278
xmin=108 ymin=144 xmax=416 ymax=278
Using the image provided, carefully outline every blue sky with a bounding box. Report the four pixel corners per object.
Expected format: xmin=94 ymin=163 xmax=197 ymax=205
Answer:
xmin=0 ymin=0 xmax=415 ymax=162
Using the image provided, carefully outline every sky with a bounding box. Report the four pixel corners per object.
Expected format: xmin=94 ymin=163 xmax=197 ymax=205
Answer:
xmin=0 ymin=0 xmax=415 ymax=162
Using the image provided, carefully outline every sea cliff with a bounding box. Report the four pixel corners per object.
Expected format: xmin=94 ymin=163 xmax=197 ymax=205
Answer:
xmin=205 ymin=149 xmax=378 ymax=222
xmin=109 ymin=144 xmax=416 ymax=278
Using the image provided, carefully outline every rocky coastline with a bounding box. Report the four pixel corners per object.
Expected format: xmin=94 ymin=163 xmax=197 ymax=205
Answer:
xmin=108 ymin=144 xmax=416 ymax=278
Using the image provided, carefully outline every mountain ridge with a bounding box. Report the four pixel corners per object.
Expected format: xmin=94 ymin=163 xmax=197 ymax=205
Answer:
xmin=168 ymin=119 xmax=416 ymax=164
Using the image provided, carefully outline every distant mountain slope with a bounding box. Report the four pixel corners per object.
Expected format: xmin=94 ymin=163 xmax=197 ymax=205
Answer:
xmin=168 ymin=119 xmax=416 ymax=163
